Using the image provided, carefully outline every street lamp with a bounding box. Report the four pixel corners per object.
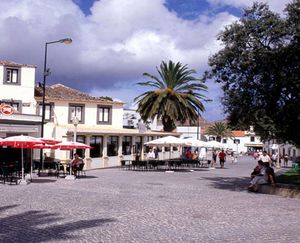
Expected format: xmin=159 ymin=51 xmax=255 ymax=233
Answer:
xmin=40 ymin=38 xmax=72 ymax=138
xmin=65 ymin=116 xmax=79 ymax=180
xmin=40 ymin=38 xmax=72 ymax=168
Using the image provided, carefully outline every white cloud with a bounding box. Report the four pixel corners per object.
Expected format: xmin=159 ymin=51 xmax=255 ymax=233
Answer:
xmin=0 ymin=0 xmax=246 ymax=121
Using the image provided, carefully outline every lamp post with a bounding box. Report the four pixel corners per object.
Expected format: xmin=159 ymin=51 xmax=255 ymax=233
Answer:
xmin=65 ymin=116 xmax=79 ymax=180
xmin=40 ymin=38 xmax=72 ymax=169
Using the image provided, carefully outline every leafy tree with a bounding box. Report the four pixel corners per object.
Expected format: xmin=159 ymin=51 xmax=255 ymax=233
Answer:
xmin=203 ymin=1 xmax=300 ymax=146
xmin=206 ymin=122 xmax=233 ymax=142
xmin=134 ymin=60 xmax=209 ymax=132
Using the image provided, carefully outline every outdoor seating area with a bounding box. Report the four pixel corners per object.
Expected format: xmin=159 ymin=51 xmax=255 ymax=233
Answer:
xmin=0 ymin=161 xmax=22 ymax=185
xmin=121 ymin=158 xmax=210 ymax=171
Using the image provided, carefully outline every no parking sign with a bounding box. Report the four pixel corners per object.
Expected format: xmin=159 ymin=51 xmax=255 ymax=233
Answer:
xmin=0 ymin=103 xmax=15 ymax=116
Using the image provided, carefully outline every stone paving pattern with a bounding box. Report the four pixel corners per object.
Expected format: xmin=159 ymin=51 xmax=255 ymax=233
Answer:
xmin=0 ymin=156 xmax=299 ymax=243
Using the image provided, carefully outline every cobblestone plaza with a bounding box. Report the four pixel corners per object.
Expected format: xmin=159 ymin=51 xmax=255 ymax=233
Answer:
xmin=1 ymin=156 xmax=299 ymax=243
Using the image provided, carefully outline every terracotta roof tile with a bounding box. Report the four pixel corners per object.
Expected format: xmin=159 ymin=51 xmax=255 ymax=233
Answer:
xmin=35 ymin=83 xmax=123 ymax=104
xmin=0 ymin=60 xmax=36 ymax=68
xmin=232 ymin=130 xmax=245 ymax=137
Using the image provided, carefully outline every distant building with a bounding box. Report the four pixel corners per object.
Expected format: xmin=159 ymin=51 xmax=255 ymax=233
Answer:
xmin=205 ymin=126 xmax=264 ymax=153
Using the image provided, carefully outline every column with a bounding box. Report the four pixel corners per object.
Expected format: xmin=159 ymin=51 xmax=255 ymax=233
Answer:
xmin=103 ymin=135 xmax=108 ymax=167
xmin=132 ymin=136 xmax=136 ymax=160
xmin=118 ymin=135 xmax=123 ymax=165
xmin=141 ymin=136 xmax=147 ymax=160
xmin=85 ymin=135 xmax=91 ymax=158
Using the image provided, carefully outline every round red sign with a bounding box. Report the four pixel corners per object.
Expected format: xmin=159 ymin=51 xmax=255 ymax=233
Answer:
xmin=0 ymin=105 xmax=14 ymax=116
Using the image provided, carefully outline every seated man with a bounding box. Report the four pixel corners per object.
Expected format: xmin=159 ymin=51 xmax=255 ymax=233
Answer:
xmin=248 ymin=160 xmax=276 ymax=192
xmin=70 ymin=153 xmax=84 ymax=176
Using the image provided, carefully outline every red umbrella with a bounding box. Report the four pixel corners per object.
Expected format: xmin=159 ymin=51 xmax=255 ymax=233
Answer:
xmin=52 ymin=141 xmax=92 ymax=150
xmin=52 ymin=141 xmax=92 ymax=178
xmin=0 ymin=135 xmax=44 ymax=184
xmin=38 ymin=138 xmax=62 ymax=145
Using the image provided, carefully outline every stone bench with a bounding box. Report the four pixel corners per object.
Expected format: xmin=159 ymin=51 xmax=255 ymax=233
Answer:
xmin=257 ymin=183 xmax=300 ymax=199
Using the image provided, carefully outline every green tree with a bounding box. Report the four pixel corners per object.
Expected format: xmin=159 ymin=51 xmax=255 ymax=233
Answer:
xmin=206 ymin=122 xmax=233 ymax=142
xmin=134 ymin=60 xmax=209 ymax=132
xmin=203 ymin=1 xmax=300 ymax=146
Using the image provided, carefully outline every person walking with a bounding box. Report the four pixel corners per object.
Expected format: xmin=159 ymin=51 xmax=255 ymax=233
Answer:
xmin=218 ymin=149 xmax=226 ymax=168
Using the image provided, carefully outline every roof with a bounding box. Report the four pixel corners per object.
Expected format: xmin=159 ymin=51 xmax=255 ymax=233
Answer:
xmin=35 ymin=83 xmax=124 ymax=104
xmin=0 ymin=61 xmax=36 ymax=68
xmin=232 ymin=130 xmax=246 ymax=137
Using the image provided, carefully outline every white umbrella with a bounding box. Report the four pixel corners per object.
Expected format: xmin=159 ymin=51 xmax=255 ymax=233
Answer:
xmin=145 ymin=136 xmax=186 ymax=146
xmin=145 ymin=136 xmax=186 ymax=160
xmin=205 ymin=140 xmax=225 ymax=149
xmin=183 ymin=138 xmax=207 ymax=147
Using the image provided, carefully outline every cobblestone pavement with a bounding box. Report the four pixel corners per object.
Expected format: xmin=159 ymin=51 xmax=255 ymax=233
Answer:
xmin=1 ymin=156 xmax=299 ymax=243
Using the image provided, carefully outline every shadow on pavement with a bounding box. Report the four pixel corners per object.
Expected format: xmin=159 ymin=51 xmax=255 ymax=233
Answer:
xmin=0 ymin=205 xmax=116 ymax=242
xmin=200 ymin=176 xmax=250 ymax=192
xmin=31 ymin=179 xmax=57 ymax=183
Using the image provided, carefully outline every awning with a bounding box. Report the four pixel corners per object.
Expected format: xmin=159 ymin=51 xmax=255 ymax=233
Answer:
xmin=244 ymin=143 xmax=263 ymax=147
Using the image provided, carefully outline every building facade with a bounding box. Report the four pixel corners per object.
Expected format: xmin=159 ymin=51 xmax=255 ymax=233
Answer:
xmin=34 ymin=84 xmax=176 ymax=168
xmin=0 ymin=61 xmax=42 ymax=162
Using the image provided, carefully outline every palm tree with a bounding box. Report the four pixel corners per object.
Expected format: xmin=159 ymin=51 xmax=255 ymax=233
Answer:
xmin=206 ymin=122 xmax=233 ymax=142
xmin=134 ymin=60 xmax=209 ymax=132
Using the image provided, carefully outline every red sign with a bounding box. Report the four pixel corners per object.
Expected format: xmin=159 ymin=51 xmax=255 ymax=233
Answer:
xmin=0 ymin=104 xmax=14 ymax=116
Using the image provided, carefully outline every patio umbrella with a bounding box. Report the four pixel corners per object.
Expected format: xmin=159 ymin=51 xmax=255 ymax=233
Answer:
xmin=183 ymin=138 xmax=207 ymax=147
xmin=52 ymin=141 xmax=92 ymax=179
xmin=0 ymin=135 xmax=44 ymax=184
xmin=38 ymin=138 xmax=62 ymax=145
xmin=205 ymin=140 xmax=225 ymax=149
xmin=145 ymin=136 xmax=186 ymax=159
xmin=12 ymin=143 xmax=56 ymax=181
xmin=52 ymin=141 xmax=92 ymax=150
xmin=145 ymin=136 xmax=186 ymax=147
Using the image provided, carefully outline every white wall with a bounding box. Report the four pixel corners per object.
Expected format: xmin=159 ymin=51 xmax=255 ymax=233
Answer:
xmin=0 ymin=66 xmax=37 ymax=115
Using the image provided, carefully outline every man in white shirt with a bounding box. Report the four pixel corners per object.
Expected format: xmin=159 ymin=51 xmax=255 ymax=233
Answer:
xmin=147 ymin=148 xmax=155 ymax=159
xmin=258 ymin=151 xmax=271 ymax=166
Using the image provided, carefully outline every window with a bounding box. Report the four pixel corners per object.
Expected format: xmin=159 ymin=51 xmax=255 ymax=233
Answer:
xmin=107 ymin=136 xmax=118 ymax=156
xmin=122 ymin=136 xmax=132 ymax=155
xmin=1 ymin=100 xmax=22 ymax=112
xmin=97 ymin=105 xmax=112 ymax=124
xmin=75 ymin=135 xmax=86 ymax=158
xmin=223 ymin=139 xmax=227 ymax=143
xmin=69 ymin=104 xmax=84 ymax=123
xmin=135 ymin=136 xmax=143 ymax=153
xmin=38 ymin=103 xmax=54 ymax=121
xmin=250 ymin=136 xmax=255 ymax=142
xmin=4 ymin=67 xmax=20 ymax=85
xmin=90 ymin=136 xmax=103 ymax=158
xmin=234 ymin=139 xmax=240 ymax=144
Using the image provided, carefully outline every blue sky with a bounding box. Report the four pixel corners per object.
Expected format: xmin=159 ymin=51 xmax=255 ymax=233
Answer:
xmin=0 ymin=0 xmax=291 ymax=121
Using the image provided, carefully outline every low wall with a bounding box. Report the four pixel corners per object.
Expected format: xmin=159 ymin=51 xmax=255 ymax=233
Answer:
xmin=258 ymin=184 xmax=300 ymax=199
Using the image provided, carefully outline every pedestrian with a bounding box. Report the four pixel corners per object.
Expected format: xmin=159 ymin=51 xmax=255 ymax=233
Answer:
xmin=185 ymin=148 xmax=192 ymax=159
xmin=284 ymin=154 xmax=289 ymax=167
xmin=154 ymin=147 xmax=159 ymax=160
xmin=218 ymin=149 xmax=226 ymax=168
xmin=212 ymin=149 xmax=217 ymax=168
xmin=271 ymin=152 xmax=277 ymax=167
xmin=147 ymin=148 xmax=155 ymax=159
xmin=258 ymin=151 xmax=271 ymax=167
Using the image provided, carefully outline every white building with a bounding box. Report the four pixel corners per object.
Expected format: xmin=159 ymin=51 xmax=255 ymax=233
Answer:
xmin=0 ymin=61 xmax=42 ymax=163
xmin=205 ymin=127 xmax=264 ymax=153
xmin=0 ymin=61 xmax=178 ymax=168
xmin=34 ymin=83 xmax=178 ymax=168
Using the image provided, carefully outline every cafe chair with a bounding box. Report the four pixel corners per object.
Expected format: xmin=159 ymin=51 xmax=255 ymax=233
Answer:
xmin=77 ymin=163 xmax=86 ymax=178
